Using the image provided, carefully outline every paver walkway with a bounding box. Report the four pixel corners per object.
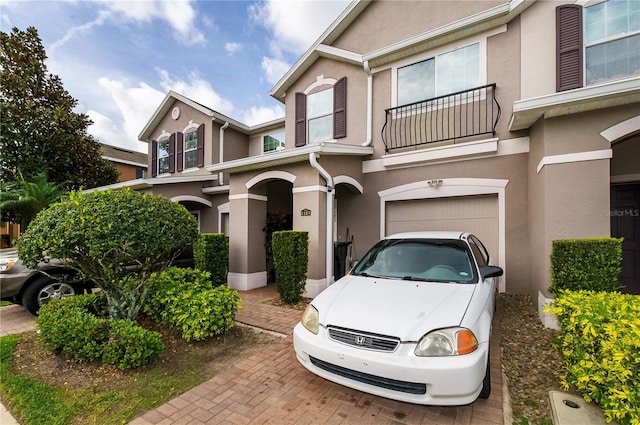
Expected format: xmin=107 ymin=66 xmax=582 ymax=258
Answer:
xmin=0 ymin=285 xmax=506 ymax=425
xmin=130 ymin=285 xmax=506 ymax=425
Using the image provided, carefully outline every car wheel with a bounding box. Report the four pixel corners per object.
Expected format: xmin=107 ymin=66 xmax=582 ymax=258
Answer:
xmin=478 ymin=352 xmax=491 ymax=399
xmin=22 ymin=275 xmax=77 ymax=315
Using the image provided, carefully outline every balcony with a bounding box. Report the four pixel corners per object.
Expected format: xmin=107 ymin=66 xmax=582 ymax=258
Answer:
xmin=382 ymin=84 xmax=501 ymax=153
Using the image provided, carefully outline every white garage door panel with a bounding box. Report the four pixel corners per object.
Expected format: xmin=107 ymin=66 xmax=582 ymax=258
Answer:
xmin=386 ymin=194 xmax=499 ymax=262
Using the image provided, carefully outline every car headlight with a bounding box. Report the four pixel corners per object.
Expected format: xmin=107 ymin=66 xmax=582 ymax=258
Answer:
xmin=0 ymin=258 xmax=18 ymax=272
xmin=301 ymin=304 xmax=319 ymax=335
xmin=415 ymin=327 xmax=478 ymax=357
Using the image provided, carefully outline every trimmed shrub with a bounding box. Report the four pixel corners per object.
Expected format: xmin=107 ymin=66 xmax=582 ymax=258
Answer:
xmin=18 ymin=188 xmax=199 ymax=320
xmin=550 ymin=238 xmax=622 ymax=296
xmin=194 ymin=233 xmax=229 ymax=286
xmin=550 ymin=290 xmax=640 ymax=425
xmin=36 ymin=293 xmax=164 ymax=369
xmin=144 ymin=267 xmax=241 ymax=341
xmin=103 ymin=319 xmax=165 ymax=369
xmin=272 ymin=230 xmax=308 ymax=304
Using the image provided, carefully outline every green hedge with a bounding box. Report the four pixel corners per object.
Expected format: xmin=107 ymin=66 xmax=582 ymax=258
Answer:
xmin=550 ymin=290 xmax=640 ymax=425
xmin=550 ymin=238 xmax=622 ymax=296
xmin=144 ymin=267 xmax=241 ymax=341
xmin=194 ymin=233 xmax=229 ymax=287
xmin=36 ymin=293 xmax=164 ymax=369
xmin=272 ymin=230 xmax=308 ymax=304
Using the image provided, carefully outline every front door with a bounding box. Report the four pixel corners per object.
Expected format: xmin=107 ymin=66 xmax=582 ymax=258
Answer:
xmin=611 ymin=183 xmax=640 ymax=294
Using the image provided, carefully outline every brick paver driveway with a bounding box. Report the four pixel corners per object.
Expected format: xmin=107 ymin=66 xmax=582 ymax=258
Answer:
xmin=130 ymin=285 xmax=506 ymax=425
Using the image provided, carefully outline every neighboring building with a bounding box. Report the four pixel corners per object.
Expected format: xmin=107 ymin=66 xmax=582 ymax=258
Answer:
xmin=96 ymin=0 xmax=640 ymax=314
xmin=100 ymin=144 xmax=148 ymax=182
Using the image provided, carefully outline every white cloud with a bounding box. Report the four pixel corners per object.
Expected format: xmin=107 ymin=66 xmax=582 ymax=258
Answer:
xmin=242 ymin=105 xmax=285 ymax=127
xmin=87 ymin=109 xmax=148 ymax=153
xmin=225 ymin=42 xmax=243 ymax=54
xmin=249 ymin=0 xmax=349 ymax=56
xmin=96 ymin=78 xmax=165 ymax=149
xmin=261 ymin=56 xmax=291 ymax=85
xmin=249 ymin=0 xmax=349 ymax=90
xmin=50 ymin=0 xmax=205 ymax=52
xmin=156 ymin=69 xmax=235 ymax=117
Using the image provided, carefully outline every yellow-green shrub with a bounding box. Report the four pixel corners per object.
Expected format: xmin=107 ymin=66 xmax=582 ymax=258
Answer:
xmin=144 ymin=267 xmax=241 ymax=341
xmin=550 ymin=290 xmax=640 ymax=424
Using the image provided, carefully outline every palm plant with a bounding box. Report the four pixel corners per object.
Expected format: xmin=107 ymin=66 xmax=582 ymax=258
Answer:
xmin=0 ymin=172 xmax=67 ymax=231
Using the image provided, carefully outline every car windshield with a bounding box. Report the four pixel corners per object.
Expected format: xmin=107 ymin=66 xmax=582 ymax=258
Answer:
xmin=351 ymin=239 xmax=477 ymax=283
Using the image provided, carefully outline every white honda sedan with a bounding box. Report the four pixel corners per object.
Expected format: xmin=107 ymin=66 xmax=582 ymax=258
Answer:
xmin=293 ymin=231 xmax=503 ymax=406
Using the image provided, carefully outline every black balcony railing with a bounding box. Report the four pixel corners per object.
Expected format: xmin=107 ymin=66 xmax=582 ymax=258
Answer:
xmin=381 ymin=83 xmax=501 ymax=152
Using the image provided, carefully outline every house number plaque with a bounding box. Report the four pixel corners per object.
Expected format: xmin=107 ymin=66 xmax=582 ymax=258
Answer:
xmin=301 ymin=209 xmax=311 ymax=216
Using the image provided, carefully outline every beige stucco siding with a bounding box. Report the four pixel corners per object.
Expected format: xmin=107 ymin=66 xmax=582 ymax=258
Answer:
xmin=520 ymin=1 xmax=557 ymax=99
xmin=284 ymin=58 xmax=367 ymax=150
xmin=333 ymin=1 xmax=503 ymax=54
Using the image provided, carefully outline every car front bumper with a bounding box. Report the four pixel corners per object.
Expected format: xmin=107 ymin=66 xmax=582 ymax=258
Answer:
xmin=293 ymin=322 xmax=488 ymax=406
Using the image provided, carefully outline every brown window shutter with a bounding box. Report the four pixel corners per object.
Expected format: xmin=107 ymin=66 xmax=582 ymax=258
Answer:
xmin=168 ymin=133 xmax=176 ymax=173
xmin=295 ymin=92 xmax=307 ymax=147
xmin=197 ymin=123 xmax=205 ymax=167
xmin=176 ymin=132 xmax=184 ymax=172
xmin=556 ymin=5 xmax=583 ymax=92
xmin=151 ymin=140 xmax=158 ymax=177
xmin=333 ymin=77 xmax=347 ymax=139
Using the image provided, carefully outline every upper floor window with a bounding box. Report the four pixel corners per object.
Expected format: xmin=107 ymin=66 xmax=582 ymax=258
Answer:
xmin=557 ymin=0 xmax=640 ymax=91
xmin=183 ymin=130 xmax=198 ymax=169
xmin=308 ymin=88 xmax=334 ymax=143
xmin=156 ymin=137 xmax=172 ymax=175
xmin=585 ymin=0 xmax=640 ymax=85
xmin=295 ymin=76 xmax=347 ymax=147
xmin=397 ymin=43 xmax=480 ymax=106
xmin=263 ymin=131 xmax=285 ymax=153
xmin=176 ymin=122 xmax=205 ymax=172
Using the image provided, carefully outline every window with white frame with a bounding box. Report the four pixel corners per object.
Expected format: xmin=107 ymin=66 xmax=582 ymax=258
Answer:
xmin=397 ymin=43 xmax=480 ymax=105
xmin=263 ymin=131 xmax=285 ymax=153
xmin=184 ymin=130 xmax=198 ymax=169
xmin=585 ymin=0 xmax=640 ymax=85
xmin=157 ymin=138 xmax=170 ymax=174
xmin=307 ymin=88 xmax=334 ymax=143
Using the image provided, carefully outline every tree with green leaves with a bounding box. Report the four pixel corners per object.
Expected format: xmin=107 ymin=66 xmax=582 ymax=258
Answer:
xmin=0 ymin=26 xmax=118 ymax=190
xmin=0 ymin=172 xmax=67 ymax=229
xmin=18 ymin=189 xmax=199 ymax=320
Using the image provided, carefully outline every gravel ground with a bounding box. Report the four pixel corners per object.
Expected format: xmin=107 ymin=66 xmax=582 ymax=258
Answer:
xmin=498 ymin=293 xmax=564 ymax=425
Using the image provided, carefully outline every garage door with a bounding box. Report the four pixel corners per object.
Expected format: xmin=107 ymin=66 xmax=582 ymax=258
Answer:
xmin=385 ymin=194 xmax=499 ymax=262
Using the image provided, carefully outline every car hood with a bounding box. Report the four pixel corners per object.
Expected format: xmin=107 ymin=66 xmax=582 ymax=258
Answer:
xmin=315 ymin=275 xmax=476 ymax=341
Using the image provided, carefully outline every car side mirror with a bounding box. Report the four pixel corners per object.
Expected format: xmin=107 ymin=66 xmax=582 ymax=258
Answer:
xmin=480 ymin=265 xmax=503 ymax=279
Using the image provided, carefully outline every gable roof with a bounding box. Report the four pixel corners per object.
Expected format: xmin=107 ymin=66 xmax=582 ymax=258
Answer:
xmin=101 ymin=144 xmax=147 ymax=168
xmin=269 ymin=0 xmax=534 ymax=100
xmin=138 ymin=90 xmax=285 ymax=142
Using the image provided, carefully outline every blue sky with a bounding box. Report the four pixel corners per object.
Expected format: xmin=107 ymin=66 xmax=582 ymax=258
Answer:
xmin=0 ymin=0 xmax=350 ymax=152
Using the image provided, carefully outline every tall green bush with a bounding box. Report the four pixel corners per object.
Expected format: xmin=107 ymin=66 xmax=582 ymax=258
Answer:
xmin=272 ymin=231 xmax=308 ymax=304
xmin=18 ymin=188 xmax=198 ymax=320
xmin=550 ymin=290 xmax=640 ymax=425
xmin=550 ymin=238 xmax=622 ymax=296
xmin=194 ymin=233 xmax=228 ymax=286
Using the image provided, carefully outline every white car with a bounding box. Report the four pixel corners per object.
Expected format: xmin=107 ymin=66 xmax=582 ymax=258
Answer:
xmin=293 ymin=231 xmax=503 ymax=406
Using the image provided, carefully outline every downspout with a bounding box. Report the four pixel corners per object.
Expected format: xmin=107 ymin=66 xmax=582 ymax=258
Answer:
xmin=218 ymin=121 xmax=229 ymax=185
xmin=309 ymin=152 xmax=334 ymax=285
xmin=362 ymin=60 xmax=373 ymax=147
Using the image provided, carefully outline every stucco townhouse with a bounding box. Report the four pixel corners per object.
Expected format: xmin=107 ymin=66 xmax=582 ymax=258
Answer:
xmin=96 ymin=0 xmax=640 ymax=322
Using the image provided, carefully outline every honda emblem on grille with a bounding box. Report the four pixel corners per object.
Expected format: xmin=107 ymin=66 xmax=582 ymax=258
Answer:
xmin=355 ymin=336 xmax=366 ymax=345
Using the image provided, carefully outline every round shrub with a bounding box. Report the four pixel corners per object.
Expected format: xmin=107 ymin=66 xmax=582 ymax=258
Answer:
xmin=19 ymin=188 xmax=199 ymax=320
xmin=36 ymin=293 xmax=164 ymax=369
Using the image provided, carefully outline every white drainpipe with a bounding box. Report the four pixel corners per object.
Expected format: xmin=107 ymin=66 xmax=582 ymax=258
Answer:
xmin=218 ymin=121 xmax=229 ymax=184
xmin=362 ymin=60 xmax=372 ymax=147
xmin=309 ymin=152 xmax=334 ymax=285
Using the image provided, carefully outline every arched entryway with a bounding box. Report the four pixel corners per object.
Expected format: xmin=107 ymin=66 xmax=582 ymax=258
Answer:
xmin=610 ymin=132 xmax=640 ymax=294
